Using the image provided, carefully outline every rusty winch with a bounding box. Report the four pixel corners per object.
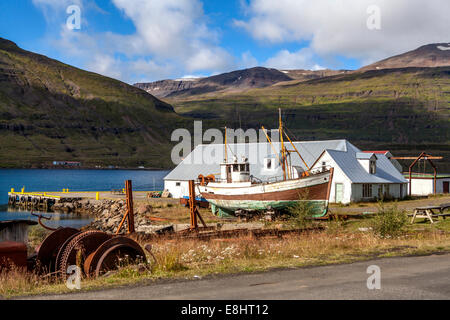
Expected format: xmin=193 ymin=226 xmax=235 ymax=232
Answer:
xmin=29 ymin=180 xmax=148 ymax=278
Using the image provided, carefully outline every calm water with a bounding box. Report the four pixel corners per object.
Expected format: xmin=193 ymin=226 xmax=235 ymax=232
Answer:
xmin=0 ymin=169 xmax=169 ymax=228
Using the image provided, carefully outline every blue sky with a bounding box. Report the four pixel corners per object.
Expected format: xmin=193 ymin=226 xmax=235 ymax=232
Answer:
xmin=0 ymin=0 xmax=448 ymax=83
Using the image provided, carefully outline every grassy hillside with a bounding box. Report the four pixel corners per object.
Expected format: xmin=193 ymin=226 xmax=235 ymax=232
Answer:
xmin=1 ymin=37 xmax=449 ymax=172
xmin=167 ymin=67 xmax=450 ymax=171
xmin=0 ymin=38 xmax=188 ymax=169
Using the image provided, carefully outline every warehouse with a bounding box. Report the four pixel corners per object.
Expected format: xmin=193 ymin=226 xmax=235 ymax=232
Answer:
xmin=407 ymin=174 xmax=450 ymax=196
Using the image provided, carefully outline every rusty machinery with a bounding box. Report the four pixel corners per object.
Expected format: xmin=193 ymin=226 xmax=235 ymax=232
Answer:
xmin=28 ymin=180 xmax=147 ymax=279
xmin=392 ymin=152 xmax=443 ymax=196
xmin=188 ymin=180 xmax=207 ymax=230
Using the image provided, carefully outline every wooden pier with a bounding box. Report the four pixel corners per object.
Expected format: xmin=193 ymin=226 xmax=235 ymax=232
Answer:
xmin=7 ymin=188 xmax=159 ymax=211
xmin=8 ymin=190 xmax=61 ymax=211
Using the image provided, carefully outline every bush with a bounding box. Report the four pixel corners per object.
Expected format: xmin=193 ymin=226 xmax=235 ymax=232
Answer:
xmin=287 ymin=191 xmax=315 ymax=228
xmin=371 ymin=202 xmax=408 ymax=238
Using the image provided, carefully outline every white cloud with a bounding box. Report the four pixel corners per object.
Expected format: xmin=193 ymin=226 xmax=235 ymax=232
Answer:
xmin=264 ymin=48 xmax=324 ymax=70
xmin=34 ymin=0 xmax=237 ymax=83
xmin=235 ymin=0 xmax=450 ymax=64
xmin=111 ymin=0 xmax=235 ymax=73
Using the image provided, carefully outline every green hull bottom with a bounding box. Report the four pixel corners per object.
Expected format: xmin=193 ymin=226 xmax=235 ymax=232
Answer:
xmin=209 ymin=200 xmax=329 ymax=218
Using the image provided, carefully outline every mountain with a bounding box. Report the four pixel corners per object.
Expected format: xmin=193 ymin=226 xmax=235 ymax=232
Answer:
xmin=0 ymin=38 xmax=183 ymax=168
xmin=164 ymin=65 xmax=450 ymax=171
xmin=134 ymin=67 xmax=292 ymax=98
xmin=280 ymin=69 xmax=351 ymax=81
xmin=2 ymin=39 xmax=449 ymax=170
xmin=360 ymin=43 xmax=450 ymax=72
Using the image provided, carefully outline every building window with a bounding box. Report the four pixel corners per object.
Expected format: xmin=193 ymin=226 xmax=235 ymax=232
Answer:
xmin=369 ymin=160 xmax=376 ymax=174
xmin=176 ymin=182 xmax=181 ymax=187
xmin=363 ymin=184 xmax=372 ymax=198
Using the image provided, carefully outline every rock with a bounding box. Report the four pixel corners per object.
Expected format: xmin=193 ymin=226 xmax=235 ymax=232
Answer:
xmin=135 ymin=203 xmax=153 ymax=215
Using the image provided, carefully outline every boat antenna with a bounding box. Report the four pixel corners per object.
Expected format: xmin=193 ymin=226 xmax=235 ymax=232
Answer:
xmin=279 ymin=108 xmax=288 ymax=180
xmin=284 ymin=131 xmax=310 ymax=176
xmin=224 ymin=126 xmax=227 ymax=163
xmin=261 ymin=126 xmax=283 ymax=167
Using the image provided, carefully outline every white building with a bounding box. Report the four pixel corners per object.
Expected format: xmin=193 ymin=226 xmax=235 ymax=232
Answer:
xmin=407 ymin=174 xmax=450 ymax=196
xmin=164 ymin=139 xmax=408 ymax=203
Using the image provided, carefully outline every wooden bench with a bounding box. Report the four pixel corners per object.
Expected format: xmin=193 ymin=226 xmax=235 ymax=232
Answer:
xmin=410 ymin=203 xmax=450 ymax=224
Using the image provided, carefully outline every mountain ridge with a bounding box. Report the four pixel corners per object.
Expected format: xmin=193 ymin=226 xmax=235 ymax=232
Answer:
xmin=0 ymin=37 xmax=182 ymax=168
xmin=135 ymin=43 xmax=450 ymax=99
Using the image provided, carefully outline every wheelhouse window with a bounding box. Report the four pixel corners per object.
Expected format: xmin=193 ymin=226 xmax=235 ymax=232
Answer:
xmin=267 ymin=159 xmax=272 ymax=169
xmin=363 ymin=184 xmax=372 ymax=198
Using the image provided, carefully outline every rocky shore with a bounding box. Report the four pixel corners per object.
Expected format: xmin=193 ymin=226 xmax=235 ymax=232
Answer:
xmin=51 ymin=199 xmax=166 ymax=234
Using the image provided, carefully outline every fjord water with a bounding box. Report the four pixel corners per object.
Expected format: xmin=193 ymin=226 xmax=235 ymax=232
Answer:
xmin=0 ymin=169 xmax=168 ymax=228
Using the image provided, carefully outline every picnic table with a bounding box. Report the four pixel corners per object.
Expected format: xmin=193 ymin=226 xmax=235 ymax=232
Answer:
xmin=410 ymin=203 xmax=450 ymax=223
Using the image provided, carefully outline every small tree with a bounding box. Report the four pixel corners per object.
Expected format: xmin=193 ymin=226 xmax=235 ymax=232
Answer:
xmin=287 ymin=190 xmax=315 ymax=228
xmin=371 ymin=201 xmax=408 ymax=238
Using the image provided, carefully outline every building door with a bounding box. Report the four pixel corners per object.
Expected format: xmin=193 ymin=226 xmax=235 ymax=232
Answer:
xmin=444 ymin=181 xmax=449 ymax=194
xmin=335 ymin=183 xmax=344 ymax=203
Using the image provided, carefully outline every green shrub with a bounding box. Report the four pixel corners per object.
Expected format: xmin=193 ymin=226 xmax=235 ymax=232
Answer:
xmin=287 ymin=191 xmax=315 ymax=228
xmin=371 ymin=202 xmax=408 ymax=238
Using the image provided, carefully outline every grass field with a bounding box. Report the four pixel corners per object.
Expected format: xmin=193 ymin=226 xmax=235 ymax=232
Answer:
xmin=1 ymin=195 xmax=449 ymax=298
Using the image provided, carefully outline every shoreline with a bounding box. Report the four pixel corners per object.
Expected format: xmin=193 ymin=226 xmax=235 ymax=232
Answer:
xmin=0 ymin=167 xmax=173 ymax=171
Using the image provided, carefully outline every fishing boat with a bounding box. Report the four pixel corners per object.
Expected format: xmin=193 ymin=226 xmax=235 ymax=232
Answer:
xmin=197 ymin=109 xmax=334 ymax=218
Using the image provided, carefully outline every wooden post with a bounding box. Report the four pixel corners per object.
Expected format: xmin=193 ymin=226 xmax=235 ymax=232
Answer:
xmin=126 ymin=180 xmax=135 ymax=233
xmin=189 ymin=180 xmax=198 ymax=229
xmin=116 ymin=180 xmax=135 ymax=234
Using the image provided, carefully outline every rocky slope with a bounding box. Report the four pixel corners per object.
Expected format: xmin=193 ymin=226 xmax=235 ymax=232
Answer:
xmin=0 ymin=38 xmax=183 ymax=168
xmin=134 ymin=67 xmax=292 ymax=98
xmin=360 ymin=43 xmax=450 ymax=72
xmin=281 ymin=69 xmax=351 ymax=81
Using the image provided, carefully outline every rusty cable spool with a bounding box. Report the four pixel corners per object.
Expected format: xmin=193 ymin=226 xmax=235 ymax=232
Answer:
xmin=57 ymin=230 xmax=111 ymax=277
xmin=84 ymin=236 xmax=145 ymax=277
xmin=36 ymin=227 xmax=79 ymax=273
xmin=55 ymin=231 xmax=82 ymax=273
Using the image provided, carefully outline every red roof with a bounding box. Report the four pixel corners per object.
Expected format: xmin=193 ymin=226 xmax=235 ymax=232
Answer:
xmin=363 ymin=150 xmax=389 ymax=154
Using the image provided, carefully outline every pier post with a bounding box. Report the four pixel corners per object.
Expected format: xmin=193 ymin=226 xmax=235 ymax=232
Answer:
xmin=126 ymin=180 xmax=135 ymax=233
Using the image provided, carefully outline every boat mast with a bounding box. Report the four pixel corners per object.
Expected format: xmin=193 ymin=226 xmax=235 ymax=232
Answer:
xmin=279 ymin=108 xmax=288 ymax=180
xmin=224 ymin=126 xmax=227 ymax=163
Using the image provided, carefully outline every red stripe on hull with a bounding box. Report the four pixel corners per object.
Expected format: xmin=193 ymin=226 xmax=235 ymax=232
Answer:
xmin=202 ymin=181 xmax=329 ymax=202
